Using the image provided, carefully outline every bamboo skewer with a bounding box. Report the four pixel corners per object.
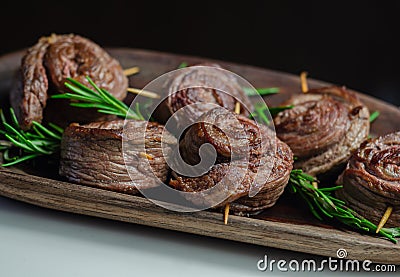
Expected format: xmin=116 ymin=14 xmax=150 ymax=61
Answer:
xmin=123 ymin=66 xmax=140 ymax=76
xmin=139 ymin=152 xmax=154 ymax=160
xmin=124 ymin=66 xmax=160 ymax=99
xmin=234 ymin=102 xmax=241 ymax=114
xmin=224 ymin=203 xmax=230 ymax=225
xmin=376 ymin=206 xmax=393 ymax=233
xmin=127 ymin=88 xmax=160 ymax=99
xmin=300 ymin=71 xmax=309 ymax=93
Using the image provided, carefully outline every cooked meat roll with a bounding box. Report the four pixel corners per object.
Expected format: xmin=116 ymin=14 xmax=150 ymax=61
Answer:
xmin=229 ymin=138 xmax=293 ymax=214
xmin=336 ymin=132 xmax=400 ymax=227
xmin=274 ymin=86 xmax=370 ymax=176
xmin=59 ymin=120 xmax=176 ymax=194
xmin=154 ymin=63 xmax=253 ymax=130
xmin=178 ymin=107 xmax=265 ymax=165
xmin=10 ymin=33 xmax=128 ymax=130
xmin=169 ymin=108 xmax=293 ymax=214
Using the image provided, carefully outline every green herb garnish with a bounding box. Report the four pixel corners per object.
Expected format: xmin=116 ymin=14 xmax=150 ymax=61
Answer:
xmin=288 ymin=169 xmax=398 ymax=243
xmin=369 ymin=110 xmax=379 ymax=123
xmin=52 ymin=77 xmax=144 ymax=120
xmin=178 ymin=62 xmax=188 ymax=69
xmin=268 ymin=105 xmax=294 ymax=117
xmin=250 ymin=102 xmax=293 ymax=124
xmin=0 ymin=108 xmax=62 ymax=166
xmin=243 ymin=87 xmax=280 ymax=96
xmin=1 ymin=77 xmax=146 ymax=166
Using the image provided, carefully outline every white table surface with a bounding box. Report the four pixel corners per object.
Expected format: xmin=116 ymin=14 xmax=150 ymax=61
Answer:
xmin=0 ymin=196 xmax=396 ymax=276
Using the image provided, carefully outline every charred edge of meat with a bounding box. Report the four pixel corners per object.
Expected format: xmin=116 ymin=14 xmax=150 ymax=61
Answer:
xmin=274 ymin=86 xmax=370 ymax=176
xmin=10 ymin=33 xmax=128 ymax=130
xmin=335 ymin=131 xmax=400 ymax=227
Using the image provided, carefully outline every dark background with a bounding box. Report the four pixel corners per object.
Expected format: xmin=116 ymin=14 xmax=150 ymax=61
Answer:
xmin=1 ymin=1 xmax=399 ymax=106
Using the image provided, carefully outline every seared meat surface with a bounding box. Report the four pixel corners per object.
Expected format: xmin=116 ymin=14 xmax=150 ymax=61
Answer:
xmin=274 ymin=86 xmax=370 ymax=176
xmin=60 ymin=120 xmax=176 ymax=194
xmin=155 ymin=63 xmax=253 ymax=131
xmin=170 ymin=107 xmax=293 ymax=214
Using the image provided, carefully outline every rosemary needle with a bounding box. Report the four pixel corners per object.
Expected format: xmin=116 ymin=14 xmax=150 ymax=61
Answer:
xmin=250 ymin=102 xmax=292 ymax=124
xmin=178 ymin=62 xmax=188 ymax=69
xmin=369 ymin=110 xmax=379 ymax=123
xmin=243 ymin=87 xmax=280 ymax=96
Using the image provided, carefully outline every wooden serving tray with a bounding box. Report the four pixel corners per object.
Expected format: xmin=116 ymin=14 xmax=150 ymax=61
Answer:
xmin=1 ymin=48 xmax=399 ymax=264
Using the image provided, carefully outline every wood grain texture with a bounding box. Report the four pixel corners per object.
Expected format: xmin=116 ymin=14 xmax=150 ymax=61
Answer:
xmin=0 ymin=48 xmax=400 ymax=264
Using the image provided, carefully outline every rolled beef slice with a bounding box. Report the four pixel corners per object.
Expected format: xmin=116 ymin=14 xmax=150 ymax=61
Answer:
xmin=59 ymin=120 xmax=176 ymax=194
xmin=10 ymin=33 xmax=128 ymax=129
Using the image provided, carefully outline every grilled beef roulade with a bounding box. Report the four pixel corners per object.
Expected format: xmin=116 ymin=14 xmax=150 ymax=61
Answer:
xmin=155 ymin=63 xmax=253 ymax=130
xmin=336 ymin=132 xmax=400 ymax=227
xmin=10 ymin=33 xmax=128 ymax=130
xmin=274 ymin=86 xmax=370 ymax=176
xmin=169 ymin=107 xmax=293 ymax=214
xmin=229 ymin=138 xmax=293 ymax=214
xmin=59 ymin=120 xmax=176 ymax=194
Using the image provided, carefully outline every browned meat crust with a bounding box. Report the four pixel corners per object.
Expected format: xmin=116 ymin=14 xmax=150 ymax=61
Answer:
xmin=154 ymin=63 xmax=253 ymax=129
xmin=274 ymin=86 xmax=370 ymax=176
xmin=169 ymin=108 xmax=293 ymax=214
xmin=59 ymin=120 xmax=176 ymax=194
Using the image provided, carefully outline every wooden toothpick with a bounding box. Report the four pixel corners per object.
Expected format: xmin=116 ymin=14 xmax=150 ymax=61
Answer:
xmin=127 ymin=88 xmax=160 ymax=99
xmin=124 ymin=65 xmax=159 ymax=99
xmin=300 ymin=71 xmax=309 ymax=93
xmin=139 ymin=152 xmax=154 ymax=160
xmin=376 ymin=206 xmax=393 ymax=233
xmin=234 ymin=102 xmax=241 ymax=114
xmin=224 ymin=203 xmax=230 ymax=225
xmin=123 ymin=66 xmax=140 ymax=76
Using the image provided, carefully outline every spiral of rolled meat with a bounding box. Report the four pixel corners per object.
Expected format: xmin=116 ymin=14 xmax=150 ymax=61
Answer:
xmin=274 ymin=86 xmax=370 ymax=176
xmin=154 ymin=63 xmax=253 ymax=130
xmin=10 ymin=33 xmax=128 ymax=130
xmin=59 ymin=120 xmax=176 ymax=194
xmin=169 ymin=107 xmax=293 ymax=214
xmin=336 ymin=132 xmax=400 ymax=227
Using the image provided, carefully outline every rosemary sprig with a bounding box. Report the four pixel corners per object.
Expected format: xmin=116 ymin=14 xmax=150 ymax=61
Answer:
xmin=243 ymin=87 xmax=280 ymax=96
xmin=369 ymin=110 xmax=379 ymax=123
xmin=0 ymin=108 xmax=62 ymax=167
xmin=52 ymin=77 xmax=144 ymax=120
xmin=1 ymin=77 xmax=146 ymax=167
xmin=250 ymin=102 xmax=293 ymax=124
xmin=268 ymin=105 xmax=294 ymax=117
xmin=288 ymin=169 xmax=399 ymax=243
